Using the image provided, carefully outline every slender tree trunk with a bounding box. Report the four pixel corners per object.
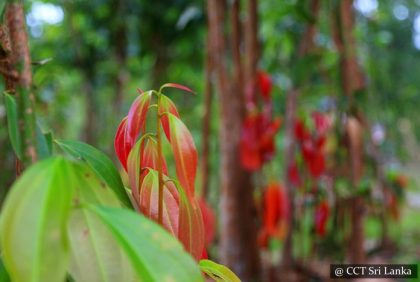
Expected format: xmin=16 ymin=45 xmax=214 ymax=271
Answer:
xmin=332 ymin=0 xmax=366 ymax=263
xmin=208 ymin=0 xmax=260 ymax=280
xmin=201 ymin=32 xmax=213 ymax=198
xmin=3 ymin=1 xmax=37 ymax=168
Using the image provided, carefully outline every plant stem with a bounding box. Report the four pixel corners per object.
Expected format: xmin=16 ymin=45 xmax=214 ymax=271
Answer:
xmin=156 ymin=92 xmax=164 ymax=225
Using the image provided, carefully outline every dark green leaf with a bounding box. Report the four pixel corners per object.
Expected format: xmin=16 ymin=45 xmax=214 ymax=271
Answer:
xmin=55 ymin=140 xmax=132 ymax=208
xmin=3 ymin=93 xmax=21 ymax=159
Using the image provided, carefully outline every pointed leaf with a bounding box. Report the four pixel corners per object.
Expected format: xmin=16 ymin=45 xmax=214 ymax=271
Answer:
xmin=114 ymin=117 xmax=131 ymax=170
xmin=161 ymin=83 xmax=195 ymax=94
xmin=126 ymin=91 xmax=152 ymax=146
xmin=165 ymin=113 xmax=198 ymax=197
xmin=67 ymin=164 xmax=136 ymax=282
xmin=0 ymin=157 xmax=73 ymax=282
xmin=199 ymin=260 xmax=240 ymax=282
xmin=87 ymin=205 xmax=204 ymax=282
xmin=4 ymin=93 xmax=22 ymax=159
xmin=141 ymin=138 xmax=168 ymax=175
xmin=137 ymin=170 xmax=179 ymax=236
xmin=173 ymin=181 xmax=205 ymax=261
xmin=56 ymin=140 xmax=132 ymax=208
xmin=36 ymin=123 xmax=52 ymax=159
xmin=159 ymin=95 xmax=180 ymax=141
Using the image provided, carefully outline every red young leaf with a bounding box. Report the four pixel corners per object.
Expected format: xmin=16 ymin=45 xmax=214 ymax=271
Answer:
xmin=161 ymin=83 xmax=195 ymax=94
xmin=138 ymin=170 xmax=180 ymax=236
xmin=240 ymin=115 xmax=262 ymax=171
xmin=114 ymin=117 xmax=131 ymax=170
xmin=315 ymin=200 xmax=329 ymax=237
xmin=178 ymin=195 xmax=205 ymax=261
xmin=258 ymin=183 xmax=289 ymax=248
xmin=159 ymin=95 xmax=180 ymax=142
xmin=141 ymin=138 xmax=168 ymax=176
xmin=126 ymin=91 xmax=152 ymax=146
xmin=288 ymin=162 xmax=301 ymax=187
xmin=294 ymin=119 xmax=310 ymax=143
xmin=198 ymin=197 xmax=216 ymax=246
xmin=165 ymin=113 xmax=198 ymax=198
xmin=257 ymin=71 xmax=273 ymax=101
xmin=312 ymin=111 xmax=331 ymax=136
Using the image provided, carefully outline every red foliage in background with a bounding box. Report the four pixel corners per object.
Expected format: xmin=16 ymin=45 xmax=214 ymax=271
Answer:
xmin=314 ymin=199 xmax=330 ymax=237
xmin=258 ymin=183 xmax=289 ymax=248
xmin=293 ymin=111 xmax=331 ymax=180
xmin=240 ymin=71 xmax=281 ymax=171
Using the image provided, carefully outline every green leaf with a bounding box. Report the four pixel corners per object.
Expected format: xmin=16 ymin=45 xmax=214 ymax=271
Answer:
xmin=36 ymin=123 xmax=52 ymax=159
xmin=87 ymin=205 xmax=204 ymax=282
xmin=67 ymin=164 xmax=136 ymax=282
xmin=0 ymin=258 xmax=11 ymax=282
xmin=3 ymin=93 xmax=22 ymax=159
xmin=0 ymin=157 xmax=74 ymax=282
xmin=56 ymin=140 xmax=132 ymax=208
xmin=199 ymin=260 xmax=240 ymax=282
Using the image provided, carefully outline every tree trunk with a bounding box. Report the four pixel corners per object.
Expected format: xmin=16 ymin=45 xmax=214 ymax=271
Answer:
xmin=3 ymin=2 xmax=37 ymax=168
xmin=208 ymin=0 xmax=260 ymax=280
xmin=332 ymin=0 xmax=366 ymax=263
xmin=200 ymin=32 xmax=213 ymax=198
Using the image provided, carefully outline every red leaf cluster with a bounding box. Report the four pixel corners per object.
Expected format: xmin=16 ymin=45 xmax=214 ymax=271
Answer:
xmin=114 ymin=87 xmax=205 ymax=260
xmin=240 ymin=71 xmax=281 ymax=171
xmin=314 ymin=199 xmax=329 ymax=237
xmin=258 ymin=183 xmax=289 ymax=248
xmin=293 ymin=112 xmax=331 ymax=180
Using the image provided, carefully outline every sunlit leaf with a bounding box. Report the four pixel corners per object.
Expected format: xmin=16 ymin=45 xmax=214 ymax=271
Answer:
xmin=67 ymin=164 xmax=136 ymax=282
xmin=199 ymin=260 xmax=240 ymax=282
xmin=56 ymin=140 xmax=132 ymax=208
xmin=165 ymin=113 xmax=198 ymax=197
xmin=0 ymin=157 xmax=73 ymax=282
xmin=4 ymin=93 xmax=21 ymax=159
xmin=87 ymin=205 xmax=204 ymax=282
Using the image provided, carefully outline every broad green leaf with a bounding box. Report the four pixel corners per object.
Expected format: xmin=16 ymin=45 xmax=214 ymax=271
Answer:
xmin=199 ymin=260 xmax=240 ymax=282
xmin=87 ymin=205 xmax=204 ymax=282
xmin=67 ymin=164 xmax=136 ymax=282
xmin=56 ymin=140 xmax=132 ymax=208
xmin=0 ymin=157 xmax=73 ymax=282
xmin=4 ymin=93 xmax=22 ymax=159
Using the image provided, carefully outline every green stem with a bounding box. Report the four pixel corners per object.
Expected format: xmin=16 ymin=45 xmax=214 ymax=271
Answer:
xmin=156 ymin=92 xmax=164 ymax=225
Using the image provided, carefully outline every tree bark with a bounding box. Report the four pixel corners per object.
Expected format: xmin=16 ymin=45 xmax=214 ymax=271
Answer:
xmin=3 ymin=1 xmax=37 ymax=167
xmin=332 ymin=0 xmax=366 ymax=263
xmin=208 ymin=0 xmax=260 ymax=280
xmin=201 ymin=32 xmax=213 ymax=198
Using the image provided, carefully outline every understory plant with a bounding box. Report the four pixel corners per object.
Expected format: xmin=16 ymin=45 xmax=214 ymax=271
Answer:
xmin=0 ymin=84 xmax=239 ymax=282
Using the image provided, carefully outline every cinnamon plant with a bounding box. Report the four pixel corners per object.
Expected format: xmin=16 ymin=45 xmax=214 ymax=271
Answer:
xmin=114 ymin=83 xmax=205 ymax=260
